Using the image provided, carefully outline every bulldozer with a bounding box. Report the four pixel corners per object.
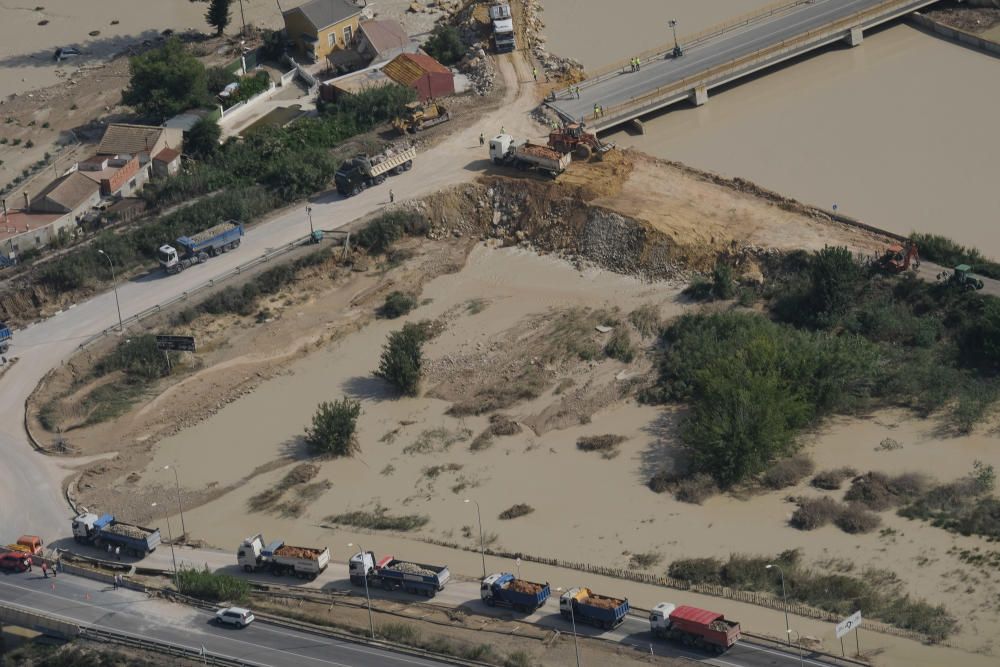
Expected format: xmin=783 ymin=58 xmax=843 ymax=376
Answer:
xmin=547 ymin=122 xmax=613 ymax=161
xmin=875 ymin=241 xmax=919 ymax=274
xmin=393 ymin=101 xmax=451 ymax=134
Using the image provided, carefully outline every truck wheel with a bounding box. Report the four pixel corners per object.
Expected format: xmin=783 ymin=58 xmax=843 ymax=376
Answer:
xmin=243 ymin=565 xmax=253 ymax=573
xmin=403 ymin=160 xmax=412 ymax=171
xmin=485 ymin=597 xmax=495 ymax=607
xmin=375 ymin=175 xmax=385 ymax=185
xmin=271 ymin=568 xmax=282 ymax=576
xmin=575 ymin=144 xmax=592 ymax=160
xmin=350 ymin=187 xmax=360 ymax=197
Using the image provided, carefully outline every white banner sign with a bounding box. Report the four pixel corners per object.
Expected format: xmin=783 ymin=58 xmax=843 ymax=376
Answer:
xmin=836 ymin=610 xmax=862 ymax=639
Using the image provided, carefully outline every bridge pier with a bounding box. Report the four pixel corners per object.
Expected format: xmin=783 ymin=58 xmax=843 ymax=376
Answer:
xmin=845 ymin=26 xmax=863 ymax=47
xmin=690 ymin=85 xmax=708 ymax=107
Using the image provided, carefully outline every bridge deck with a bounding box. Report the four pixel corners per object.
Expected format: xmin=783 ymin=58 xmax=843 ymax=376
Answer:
xmin=547 ymin=0 xmax=939 ymax=130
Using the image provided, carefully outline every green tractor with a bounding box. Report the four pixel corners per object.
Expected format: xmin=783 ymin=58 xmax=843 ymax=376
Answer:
xmin=949 ymin=264 xmax=984 ymax=291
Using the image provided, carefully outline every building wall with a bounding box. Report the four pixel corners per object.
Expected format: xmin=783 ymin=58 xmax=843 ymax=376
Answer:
xmin=316 ymin=17 xmax=360 ymax=61
xmin=414 ymin=71 xmax=455 ymax=101
xmin=153 ymin=156 xmax=181 ymax=179
xmin=285 ymin=9 xmax=360 ymax=61
xmin=101 ymin=157 xmax=140 ymax=196
xmin=1 ymin=213 xmax=74 ymax=260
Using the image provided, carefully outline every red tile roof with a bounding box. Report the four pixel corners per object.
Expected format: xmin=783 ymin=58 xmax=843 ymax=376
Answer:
xmin=154 ymin=147 xmax=181 ymax=163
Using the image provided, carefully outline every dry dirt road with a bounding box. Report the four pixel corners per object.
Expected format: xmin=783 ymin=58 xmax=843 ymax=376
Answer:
xmin=0 ymin=51 xmax=542 ymax=542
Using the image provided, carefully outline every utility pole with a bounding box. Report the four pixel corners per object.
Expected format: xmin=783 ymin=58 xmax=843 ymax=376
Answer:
xmin=464 ymin=498 xmax=486 ymax=578
xmin=347 ymin=543 xmax=375 ymax=639
xmin=767 ymin=563 xmax=791 ymax=645
xmin=97 ymin=249 xmax=124 ymax=333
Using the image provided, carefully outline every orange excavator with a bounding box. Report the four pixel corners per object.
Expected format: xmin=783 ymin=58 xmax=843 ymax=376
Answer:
xmin=876 ymin=241 xmax=919 ymax=274
xmin=547 ymin=122 xmax=613 ymax=161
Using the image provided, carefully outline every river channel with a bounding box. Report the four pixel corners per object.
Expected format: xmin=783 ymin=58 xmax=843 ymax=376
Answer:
xmin=541 ymin=1 xmax=1000 ymax=253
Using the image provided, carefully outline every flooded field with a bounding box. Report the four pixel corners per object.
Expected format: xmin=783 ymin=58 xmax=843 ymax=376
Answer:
xmin=542 ymin=1 xmax=1000 ymax=254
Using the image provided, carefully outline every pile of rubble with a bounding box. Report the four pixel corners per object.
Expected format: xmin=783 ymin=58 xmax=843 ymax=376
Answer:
xmin=459 ymin=47 xmax=497 ymax=95
xmin=388 ymin=561 xmax=436 ymax=576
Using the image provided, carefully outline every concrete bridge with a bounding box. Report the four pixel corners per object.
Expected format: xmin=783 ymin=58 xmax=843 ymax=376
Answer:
xmin=546 ymin=0 xmax=942 ymax=131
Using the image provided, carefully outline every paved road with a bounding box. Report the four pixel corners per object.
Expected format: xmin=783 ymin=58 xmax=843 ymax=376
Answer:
xmin=548 ymin=0 xmax=936 ymax=127
xmin=129 ymin=543 xmax=837 ymax=667
xmin=0 ymin=571 xmax=450 ymax=666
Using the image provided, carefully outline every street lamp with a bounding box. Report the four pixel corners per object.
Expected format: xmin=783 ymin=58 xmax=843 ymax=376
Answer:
xmin=347 ymin=543 xmax=375 ymax=639
xmin=163 ymin=465 xmax=186 ymax=541
xmin=463 ymin=498 xmax=486 ymax=578
xmin=151 ymin=502 xmax=179 ymax=589
xmin=766 ymin=563 xmax=791 ymax=645
xmin=555 ymin=587 xmax=582 ymax=667
xmin=306 ymin=206 xmax=314 ymax=236
xmin=669 ymin=19 xmax=682 ymax=58
xmin=789 ymin=629 xmax=805 ymax=667
xmin=97 ymin=249 xmax=124 ymax=333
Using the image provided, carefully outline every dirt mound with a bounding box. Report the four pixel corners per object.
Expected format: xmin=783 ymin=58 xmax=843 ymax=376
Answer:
xmin=509 ymin=579 xmax=545 ymax=594
xmin=275 ymin=545 xmax=321 ymax=560
xmin=581 ymin=594 xmax=623 ymax=610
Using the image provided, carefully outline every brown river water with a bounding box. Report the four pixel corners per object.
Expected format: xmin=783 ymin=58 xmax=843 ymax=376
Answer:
xmin=542 ymin=1 xmax=1000 ymax=253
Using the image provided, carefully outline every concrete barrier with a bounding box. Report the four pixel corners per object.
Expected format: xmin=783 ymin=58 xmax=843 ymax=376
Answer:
xmin=907 ymin=13 xmax=1000 ymax=57
xmin=0 ymin=603 xmax=80 ymax=639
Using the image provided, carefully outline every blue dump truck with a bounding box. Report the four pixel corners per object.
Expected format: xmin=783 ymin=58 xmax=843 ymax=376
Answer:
xmin=71 ymin=512 xmax=162 ymax=557
xmin=0 ymin=322 xmax=11 ymax=354
xmin=349 ymin=551 xmax=450 ymax=597
xmin=158 ymin=220 xmax=244 ymax=274
xmin=560 ymin=587 xmax=630 ymax=630
xmin=481 ymin=573 xmax=550 ymax=612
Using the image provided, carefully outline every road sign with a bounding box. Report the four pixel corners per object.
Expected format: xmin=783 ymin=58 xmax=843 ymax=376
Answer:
xmin=155 ymin=335 xmax=196 ymax=352
xmin=836 ymin=610 xmax=862 ymax=639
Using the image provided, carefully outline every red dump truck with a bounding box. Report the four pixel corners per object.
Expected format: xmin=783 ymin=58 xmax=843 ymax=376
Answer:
xmin=649 ymin=603 xmax=741 ymax=654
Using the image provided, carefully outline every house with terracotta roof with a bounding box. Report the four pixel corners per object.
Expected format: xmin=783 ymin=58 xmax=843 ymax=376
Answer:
xmin=0 ymin=209 xmax=73 ymax=262
xmin=152 ymin=148 xmax=182 ymax=178
xmin=282 ymin=0 xmax=363 ymax=62
xmin=78 ymin=154 xmax=145 ymax=198
xmin=382 ymin=52 xmax=455 ymax=101
xmin=96 ymin=123 xmax=182 ymax=166
xmin=29 ymin=171 xmax=101 ymax=220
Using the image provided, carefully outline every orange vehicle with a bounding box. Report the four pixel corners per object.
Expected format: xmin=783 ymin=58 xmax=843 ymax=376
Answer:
xmin=5 ymin=535 xmax=44 ymax=556
xmin=547 ymin=122 xmax=613 ymax=161
xmin=876 ymin=241 xmax=919 ymax=274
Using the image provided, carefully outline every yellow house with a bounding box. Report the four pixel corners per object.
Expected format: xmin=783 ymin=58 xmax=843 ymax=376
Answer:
xmin=282 ymin=0 xmax=362 ymax=62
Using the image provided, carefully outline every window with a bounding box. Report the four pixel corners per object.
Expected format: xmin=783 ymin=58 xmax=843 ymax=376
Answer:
xmin=343 ymin=25 xmax=353 ymax=46
xmin=328 ymin=32 xmax=335 ymax=47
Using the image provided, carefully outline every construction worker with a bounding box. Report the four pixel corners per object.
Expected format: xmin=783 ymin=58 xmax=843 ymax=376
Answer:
xmin=41 ymin=562 xmax=48 ymax=578
xmin=629 ymin=59 xmax=634 ymax=73
xmin=500 ymin=125 xmax=505 ymax=134
xmin=532 ymin=66 xmax=538 ymax=81
xmin=389 ymin=190 xmax=395 ymax=204
xmin=593 ymin=103 xmax=599 ymax=118
xmin=479 ymin=132 xmax=485 ymax=146
xmin=636 ymin=57 xmax=641 ymax=71
xmin=575 ymin=86 xmax=580 ymax=100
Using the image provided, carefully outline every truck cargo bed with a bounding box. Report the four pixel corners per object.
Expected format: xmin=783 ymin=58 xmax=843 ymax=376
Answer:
xmin=187 ymin=221 xmax=240 ymax=245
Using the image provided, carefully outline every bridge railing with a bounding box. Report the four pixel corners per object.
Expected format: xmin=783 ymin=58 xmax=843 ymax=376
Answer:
xmin=583 ymin=0 xmax=929 ymax=125
xmin=571 ymin=0 xmax=811 ymax=92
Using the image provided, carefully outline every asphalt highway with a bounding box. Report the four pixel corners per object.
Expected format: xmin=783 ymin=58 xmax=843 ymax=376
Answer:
xmin=549 ymin=0 xmax=937 ymax=126
xmin=0 ymin=570 xmax=450 ymax=666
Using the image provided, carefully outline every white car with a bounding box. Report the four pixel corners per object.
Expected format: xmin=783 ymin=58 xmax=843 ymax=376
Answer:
xmin=215 ymin=607 xmax=255 ymax=628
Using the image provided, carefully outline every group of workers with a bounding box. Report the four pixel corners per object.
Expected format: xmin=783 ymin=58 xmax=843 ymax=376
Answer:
xmin=629 ymin=57 xmax=643 ymax=72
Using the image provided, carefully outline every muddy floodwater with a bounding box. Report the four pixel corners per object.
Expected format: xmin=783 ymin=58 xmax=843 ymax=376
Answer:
xmin=542 ymin=1 xmax=1000 ymax=253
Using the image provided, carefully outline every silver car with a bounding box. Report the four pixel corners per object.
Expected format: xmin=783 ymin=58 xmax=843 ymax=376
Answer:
xmin=215 ymin=607 xmax=255 ymax=628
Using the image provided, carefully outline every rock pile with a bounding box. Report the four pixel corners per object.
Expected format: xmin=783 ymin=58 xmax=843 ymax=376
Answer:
xmin=389 ymin=561 xmax=435 ymax=576
xmin=275 ymin=545 xmax=321 ymax=559
xmin=509 ymin=579 xmax=545 ymax=594
xmin=106 ymin=523 xmax=150 ymax=539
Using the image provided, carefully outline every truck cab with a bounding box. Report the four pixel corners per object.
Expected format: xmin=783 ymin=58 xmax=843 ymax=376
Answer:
xmin=0 ymin=322 xmax=11 ymax=354
xmin=72 ymin=512 xmax=101 ymax=542
xmin=480 ymin=572 xmax=505 ymax=600
xmin=237 ymin=533 xmax=266 ymax=572
xmin=157 ymin=244 xmax=180 ymax=272
xmin=649 ymin=601 xmax=676 ymax=634
xmin=349 ymin=551 xmax=376 ymax=584
xmin=489 ymin=134 xmax=515 ymax=163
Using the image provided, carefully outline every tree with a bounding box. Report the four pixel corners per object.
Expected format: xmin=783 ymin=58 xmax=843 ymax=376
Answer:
xmin=185 ymin=117 xmax=222 ymax=159
xmin=206 ymin=0 xmax=233 ymax=36
xmin=304 ymin=398 xmax=361 ymax=456
xmin=121 ymin=38 xmax=208 ymax=121
xmin=807 ymin=245 xmax=861 ymax=321
xmin=375 ymin=323 xmax=426 ymax=396
xmin=422 ymin=25 xmax=465 ymax=66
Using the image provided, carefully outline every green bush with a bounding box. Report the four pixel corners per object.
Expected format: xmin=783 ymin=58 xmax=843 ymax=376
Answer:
xmin=304 ymin=398 xmax=361 ymax=457
xmin=176 ymin=566 xmax=249 ymax=602
xmin=325 ymin=506 xmax=428 ymax=531
xmin=499 ymin=503 xmax=534 ymax=520
xmin=761 ymin=454 xmax=814 ymax=490
xmin=790 ymin=496 xmax=840 ymax=530
xmin=375 ymin=323 xmax=426 ymax=396
xmin=93 ymin=335 xmax=169 ymax=380
xmin=423 ymin=25 xmax=465 ymax=66
xmin=206 ymin=65 xmax=236 ymax=94
xmin=811 ymin=467 xmax=857 ymax=490
xmin=185 ymin=116 xmax=222 ymax=158
xmin=122 ymin=37 xmax=209 ymax=121
xmin=380 ymin=291 xmax=417 ymax=319
xmin=356 ymin=210 xmax=428 ymax=254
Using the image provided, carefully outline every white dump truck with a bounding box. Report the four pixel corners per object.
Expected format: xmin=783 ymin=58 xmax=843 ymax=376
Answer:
xmin=237 ymin=534 xmax=330 ymax=580
xmin=489 ymin=134 xmax=570 ymax=177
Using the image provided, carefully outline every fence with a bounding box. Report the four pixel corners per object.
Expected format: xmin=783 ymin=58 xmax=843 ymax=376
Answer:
xmin=219 ymin=80 xmax=278 ymax=121
xmin=908 ymin=12 xmax=1000 ymax=57
xmin=79 ymin=234 xmax=315 ymax=348
xmin=282 ymin=54 xmax=318 ymax=92
xmin=571 ymin=0 xmax=936 ymax=126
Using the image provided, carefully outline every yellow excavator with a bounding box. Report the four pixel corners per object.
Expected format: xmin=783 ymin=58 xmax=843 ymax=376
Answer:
xmin=393 ymin=101 xmax=451 ymax=134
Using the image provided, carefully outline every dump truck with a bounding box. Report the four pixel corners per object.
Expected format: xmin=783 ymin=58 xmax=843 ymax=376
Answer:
xmin=72 ymin=513 xmax=161 ymax=557
xmin=158 ymin=220 xmax=244 ymax=274
xmin=548 ymin=123 xmax=613 ymax=161
xmin=649 ymin=603 xmax=741 ymax=654
xmin=559 ymin=587 xmax=629 ymax=630
xmin=393 ymin=102 xmax=451 ymax=134
xmin=335 ymin=145 xmax=416 ymax=197
xmin=489 ymin=134 xmax=570 ymax=177
xmin=481 ymin=573 xmax=550 ymax=612
xmin=3 ymin=535 xmax=44 ymax=557
xmin=490 ymin=2 xmax=516 ymax=53
xmin=0 ymin=322 xmax=11 ymax=354
xmin=350 ymin=551 xmax=450 ymax=597
xmin=237 ymin=534 xmax=330 ymax=579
